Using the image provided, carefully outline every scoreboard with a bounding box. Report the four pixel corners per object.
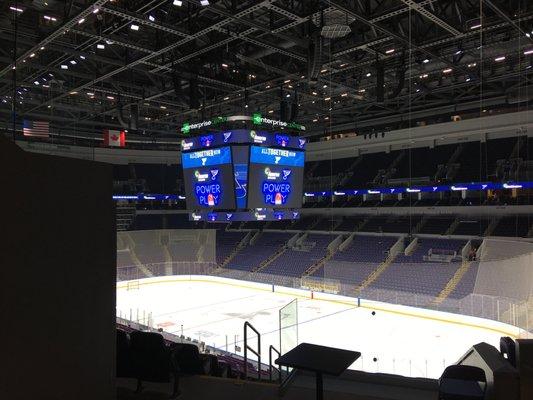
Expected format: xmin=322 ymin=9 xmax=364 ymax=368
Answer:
xmin=180 ymin=129 xmax=306 ymax=221
xmin=247 ymin=146 xmax=305 ymax=209
xmin=181 ymin=146 xmax=236 ymax=210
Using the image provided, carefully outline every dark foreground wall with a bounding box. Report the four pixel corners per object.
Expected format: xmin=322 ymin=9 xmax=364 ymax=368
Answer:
xmin=0 ymin=137 xmax=115 ymax=400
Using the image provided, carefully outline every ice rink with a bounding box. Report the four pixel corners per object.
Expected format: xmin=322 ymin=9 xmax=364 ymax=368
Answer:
xmin=116 ymin=276 xmax=511 ymax=379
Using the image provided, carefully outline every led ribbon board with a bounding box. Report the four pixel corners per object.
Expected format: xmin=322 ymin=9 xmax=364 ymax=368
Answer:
xmin=247 ymin=146 xmax=305 ymax=208
xmin=181 ymin=147 xmax=236 ymax=210
xmin=180 ymin=129 xmax=306 ymax=152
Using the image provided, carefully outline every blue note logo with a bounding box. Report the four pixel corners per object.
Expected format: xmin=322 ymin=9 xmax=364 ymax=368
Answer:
xmin=298 ymin=138 xmax=306 ymax=148
xmin=223 ymin=131 xmax=232 ymax=143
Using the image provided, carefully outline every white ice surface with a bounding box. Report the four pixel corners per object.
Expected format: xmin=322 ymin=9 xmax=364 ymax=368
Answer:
xmin=117 ymin=279 xmax=503 ymax=379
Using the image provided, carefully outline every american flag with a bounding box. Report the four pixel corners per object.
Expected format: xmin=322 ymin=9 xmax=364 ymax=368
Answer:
xmin=23 ymin=120 xmax=50 ymax=137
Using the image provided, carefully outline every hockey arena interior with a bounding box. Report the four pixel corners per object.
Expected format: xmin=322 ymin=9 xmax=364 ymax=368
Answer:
xmin=2 ymin=1 xmax=533 ymax=400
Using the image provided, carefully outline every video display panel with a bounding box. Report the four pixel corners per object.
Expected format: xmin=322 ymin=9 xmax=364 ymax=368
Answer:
xmin=247 ymin=146 xmax=305 ymax=209
xmin=231 ymin=146 xmax=249 ymax=209
xmin=181 ymin=147 xmax=236 ymax=210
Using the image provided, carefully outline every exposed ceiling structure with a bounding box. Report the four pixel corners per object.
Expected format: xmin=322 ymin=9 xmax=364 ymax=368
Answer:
xmin=0 ymin=0 xmax=532 ymax=141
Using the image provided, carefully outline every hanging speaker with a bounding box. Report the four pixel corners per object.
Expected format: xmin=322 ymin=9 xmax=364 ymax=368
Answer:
xmin=280 ymin=101 xmax=288 ymax=121
xmin=290 ymin=91 xmax=299 ymax=121
xmin=307 ymin=33 xmax=323 ymax=81
xmin=173 ymin=73 xmax=182 ymax=96
xmin=376 ymin=64 xmax=384 ymax=103
xmin=189 ymin=77 xmax=199 ymax=110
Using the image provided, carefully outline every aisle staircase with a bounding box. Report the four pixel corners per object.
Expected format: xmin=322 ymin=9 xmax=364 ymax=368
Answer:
xmin=123 ymin=233 xmax=153 ymax=278
xmin=431 ymin=260 xmax=473 ymax=306
xmin=303 ymin=250 xmax=335 ymax=277
xmin=219 ymin=233 xmax=250 ymax=269
xmin=356 ymin=254 xmax=396 ymax=293
xmin=252 ymin=246 xmax=288 ymax=274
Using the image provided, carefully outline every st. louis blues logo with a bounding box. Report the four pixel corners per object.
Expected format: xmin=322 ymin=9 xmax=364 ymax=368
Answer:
xmin=226 ymin=213 xmax=233 ymax=221
xmin=223 ymin=132 xmax=232 ymax=142
xmin=282 ymin=169 xmax=291 ymax=180
xmin=210 ymin=169 xmax=219 ymax=180
xmin=298 ymin=138 xmax=306 ymax=148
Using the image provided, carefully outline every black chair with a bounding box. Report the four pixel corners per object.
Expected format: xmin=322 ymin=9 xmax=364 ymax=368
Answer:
xmin=129 ymin=331 xmax=180 ymax=398
xmin=171 ymin=343 xmax=211 ymax=375
xmin=500 ymin=336 xmax=517 ymax=367
xmin=438 ymin=365 xmax=486 ymax=400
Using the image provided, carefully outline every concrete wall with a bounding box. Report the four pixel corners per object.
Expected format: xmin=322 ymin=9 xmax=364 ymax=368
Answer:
xmin=0 ymin=137 xmax=116 ymax=400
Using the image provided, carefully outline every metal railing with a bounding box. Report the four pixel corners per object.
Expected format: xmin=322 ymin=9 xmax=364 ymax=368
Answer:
xmin=269 ymin=345 xmax=281 ymax=383
xmin=244 ymin=321 xmax=261 ymax=381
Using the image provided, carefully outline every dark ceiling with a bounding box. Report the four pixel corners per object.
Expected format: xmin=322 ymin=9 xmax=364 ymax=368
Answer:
xmin=0 ymin=0 xmax=532 ymax=141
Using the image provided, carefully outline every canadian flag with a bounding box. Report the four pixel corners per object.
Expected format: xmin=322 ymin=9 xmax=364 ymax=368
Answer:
xmin=103 ymin=129 xmax=126 ymax=147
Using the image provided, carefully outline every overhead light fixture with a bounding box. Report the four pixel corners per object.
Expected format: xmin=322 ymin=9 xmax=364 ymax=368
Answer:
xmin=69 ymin=91 xmax=78 ymax=95
xmin=130 ymin=24 xmax=139 ymax=31
xmin=312 ymin=91 xmax=318 ymax=95
xmin=468 ymin=63 xmax=477 ymax=67
xmin=106 ymin=95 xmax=115 ymax=100
xmin=223 ymin=96 xmax=229 ymax=100
xmin=358 ymin=89 xmax=366 ymax=93
xmin=422 ymin=58 xmax=430 ymax=63
xmin=33 ymin=81 xmax=39 ymax=85
xmin=385 ymin=49 xmax=395 ymax=54
xmin=470 ymin=23 xmax=482 ymax=30
xmin=9 ymin=6 xmax=23 ymax=12
xmin=79 ymin=55 xmax=86 ymax=60
xmin=268 ymin=110 xmax=274 ymax=114
xmin=60 ymin=64 xmax=68 ymax=69
xmin=323 ymin=84 xmax=327 ymax=88
xmin=44 ymin=15 xmax=57 ymax=21
xmin=366 ymin=72 xmax=371 ymax=77
xmin=284 ymin=79 xmax=291 ymax=83
xmin=523 ymin=49 xmax=533 ymax=55
xmin=320 ymin=69 xmax=327 ymax=73
xmin=148 ymin=15 xmax=155 ymax=22
xmin=324 ymin=97 xmax=331 ymax=101
xmin=442 ymin=68 xmax=452 ymax=74
xmin=419 ymin=73 xmax=428 ymax=78
xmin=86 ymin=92 xmax=95 ymax=96
xmin=40 ymin=46 xmax=45 ymax=50
xmin=78 ymin=18 xmax=85 ymax=24
xmin=93 ymin=7 xmax=100 ymax=14
xmin=286 ymin=94 xmax=291 ymax=98
xmin=70 ymin=60 xmax=77 ymax=65
xmin=173 ymin=0 xmax=183 ymax=5
xmin=221 ymin=63 xmax=228 ymax=68
xmin=29 ymin=53 xmax=35 ymax=58
xmin=97 ymin=44 xmax=105 ymax=49
xmin=200 ymin=0 xmax=210 ymax=5
xmin=160 ymin=105 xmax=167 ymax=109
xmin=494 ymin=56 xmax=506 ymax=62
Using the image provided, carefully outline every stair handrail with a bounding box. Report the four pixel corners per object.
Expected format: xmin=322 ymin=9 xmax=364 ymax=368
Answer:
xmin=244 ymin=321 xmax=261 ymax=381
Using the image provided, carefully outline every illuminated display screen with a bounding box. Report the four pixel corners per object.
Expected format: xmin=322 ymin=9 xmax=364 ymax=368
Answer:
xmin=247 ymin=146 xmax=305 ymax=209
xmin=181 ymin=147 xmax=236 ymax=210
xmin=231 ymin=146 xmax=249 ymax=209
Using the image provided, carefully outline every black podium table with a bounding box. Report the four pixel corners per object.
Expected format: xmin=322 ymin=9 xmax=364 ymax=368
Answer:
xmin=275 ymin=343 xmax=361 ymax=400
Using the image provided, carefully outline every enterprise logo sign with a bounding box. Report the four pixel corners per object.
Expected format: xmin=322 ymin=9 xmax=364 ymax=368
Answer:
xmin=181 ymin=139 xmax=194 ymax=151
xmin=250 ymin=130 xmax=267 ymax=144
